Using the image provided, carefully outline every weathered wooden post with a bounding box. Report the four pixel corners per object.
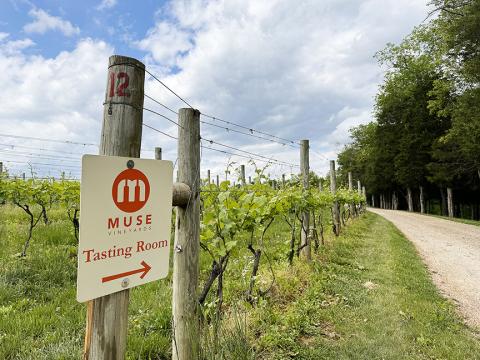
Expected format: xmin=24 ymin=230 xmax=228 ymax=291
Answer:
xmin=248 ymin=175 xmax=252 ymax=184
xmin=0 ymin=162 xmax=3 ymax=174
xmin=300 ymin=140 xmax=311 ymax=260
xmin=330 ymin=160 xmax=340 ymax=236
xmin=172 ymin=108 xmax=201 ymax=360
xmin=155 ymin=147 xmax=162 ymax=160
xmin=348 ymin=172 xmax=354 ymax=218
xmin=207 ymin=169 xmax=211 ymax=185
xmin=447 ymin=187 xmax=454 ymax=218
xmin=419 ymin=186 xmax=425 ymax=214
xmin=240 ymin=165 xmax=246 ymax=186
xmin=22 ymin=172 xmax=25 ymax=181
xmin=216 ymin=174 xmax=219 ymax=187
xmin=83 ymin=55 xmax=145 ymax=360
xmin=282 ymin=174 xmax=286 ymax=188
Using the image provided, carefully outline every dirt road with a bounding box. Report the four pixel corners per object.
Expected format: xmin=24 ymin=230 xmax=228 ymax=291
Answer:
xmin=369 ymin=208 xmax=480 ymax=328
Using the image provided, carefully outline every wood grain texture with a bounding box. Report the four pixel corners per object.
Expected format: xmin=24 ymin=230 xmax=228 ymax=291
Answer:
xmin=330 ymin=160 xmax=340 ymax=236
xmin=300 ymin=140 xmax=311 ymax=260
xmin=83 ymin=55 xmax=145 ymax=360
xmin=172 ymin=108 xmax=201 ymax=360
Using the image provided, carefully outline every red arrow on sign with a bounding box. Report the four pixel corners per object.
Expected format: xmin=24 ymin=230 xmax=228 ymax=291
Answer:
xmin=101 ymin=261 xmax=152 ymax=283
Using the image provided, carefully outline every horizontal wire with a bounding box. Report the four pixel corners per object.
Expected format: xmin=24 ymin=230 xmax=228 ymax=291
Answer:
xmin=200 ymin=136 xmax=298 ymax=167
xmin=0 ymin=149 xmax=81 ymax=162
xmin=0 ymin=142 xmax=90 ymax=156
xmin=200 ymin=119 xmax=297 ymax=148
xmin=144 ymin=68 xmax=298 ymax=147
xmin=141 ymin=122 xmax=299 ymax=167
xmin=143 ymin=107 xmax=182 ymax=128
xmin=4 ymin=175 xmax=79 ymax=181
xmin=201 ymin=113 xmax=299 ymax=146
xmin=143 ymin=123 xmax=178 ymax=140
xmin=3 ymin=160 xmax=81 ymax=169
xmin=310 ymin=149 xmax=330 ymax=161
xmin=201 ymin=140 xmax=297 ymax=167
xmin=145 ymin=69 xmax=194 ymax=109
xmin=144 ymin=94 xmax=178 ymax=115
xmin=0 ymin=133 xmax=98 ymax=146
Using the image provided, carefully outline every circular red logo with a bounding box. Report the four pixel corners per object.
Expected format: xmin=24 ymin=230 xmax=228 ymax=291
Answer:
xmin=112 ymin=168 xmax=150 ymax=213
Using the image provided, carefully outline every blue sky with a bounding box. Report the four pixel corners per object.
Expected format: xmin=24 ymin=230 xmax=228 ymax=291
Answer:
xmin=0 ymin=0 xmax=430 ymax=179
xmin=2 ymin=0 xmax=165 ymax=58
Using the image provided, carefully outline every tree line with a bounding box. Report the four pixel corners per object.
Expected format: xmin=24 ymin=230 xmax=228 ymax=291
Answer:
xmin=337 ymin=0 xmax=480 ymax=219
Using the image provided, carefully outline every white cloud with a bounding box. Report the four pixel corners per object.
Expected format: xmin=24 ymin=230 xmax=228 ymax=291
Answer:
xmin=0 ymin=38 xmax=113 ymax=177
xmin=97 ymin=0 xmax=117 ymax=11
xmin=137 ymin=0 xmax=429 ymax=177
xmin=24 ymin=8 xmax=80 ymax=37
xmin=134 ymin=22 xmax=192 ymax=66
xmin=1 ymin=0 xmax=431 ymax=179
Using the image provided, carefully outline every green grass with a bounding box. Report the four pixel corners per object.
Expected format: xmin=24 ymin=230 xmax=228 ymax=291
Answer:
xmin=0 ymin=205 xmax=479 ymax=359
xmin=250 ymin=212 xmax=480 ymax=359
xmin=428 ymin=213 xmax=480 ymax=227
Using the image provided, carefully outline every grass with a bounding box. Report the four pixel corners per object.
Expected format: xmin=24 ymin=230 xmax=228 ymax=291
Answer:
xmin=0 ymin=205 xmax=479 ymax=359
xmin=428 ymin=213 xmax=480 ymax=227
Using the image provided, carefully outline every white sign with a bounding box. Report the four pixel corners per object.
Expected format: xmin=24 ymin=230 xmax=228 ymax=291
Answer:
xmin=77 ymin=155 xmax=173 ymax=302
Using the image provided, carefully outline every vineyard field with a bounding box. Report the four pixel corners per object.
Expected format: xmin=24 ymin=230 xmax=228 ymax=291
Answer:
xmin=1 ymin=201 xmax=479 ymax=359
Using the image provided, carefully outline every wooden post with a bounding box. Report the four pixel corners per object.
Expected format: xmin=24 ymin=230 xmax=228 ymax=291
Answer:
xmin=22 ymin=173 xmax=25 ymax=181
xmin=447 ymin=187 xmax=454 ymax=218
xmin=207 ymin=169 xmax=211 ymax=184
xmin=407 ymin=187 xmax=413 ymax=212
xmin=330 ymin=160 xmax=340 ymax=236
xmin=155 ymin=147 xmax=162 ymax=160
xmin=216 ymin=174 xmax=219 ymax=187
xmin=240 ymin=165 xmax=246 ymax=186
xmin=248 ymin=175 xmax=252 ymax=184
xmin=300 ymin=140 xmax=311 ymax=260
xmin=0 ymin=162 xmax=3 ymax=174
xmin=172 ymin=108 xmax=201 ymax=360
xmin=282 ymin=174 xmax=285 ymax=188
xmin=419 ymin=186 xmax=425 ymax=214
xmin=83 ymin=55 xmax=145 ymax=360
xmin=348 ymin=172 xmax=354 ymax=218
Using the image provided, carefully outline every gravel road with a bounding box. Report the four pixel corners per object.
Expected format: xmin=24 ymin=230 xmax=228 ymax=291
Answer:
xmin=369 ymin=208 xmax=480 ymax=328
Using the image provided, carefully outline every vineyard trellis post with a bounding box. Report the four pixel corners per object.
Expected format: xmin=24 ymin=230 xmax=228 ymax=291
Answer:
xmin=155 ymin=147 xmax=162 ymax=160
xmin=348 ymin=172 xmax=354 ymax=218
xmin=0 ymin=162 xmax=3 ymax=174
xmin=216 ymin=174 xmax=219 ymax=187
xmin=330 ymin=160 xmax=340 ymax=236
xmin=240 ymin=164 xmax=246 ymax=186
xmin=249 ymin=175 xmax=252 ymax=184
xmin=83 ymin=55 xmax=145 ymax=360
xmin=282 ymin=174 xmax=285 ymax=188
xmin=207 ymin=169 xmax=211 ymax=184
xmin=172 ymin=108 xmax=201 ymax=360
xmin=300 ymin=139 xmax=311 ymax=260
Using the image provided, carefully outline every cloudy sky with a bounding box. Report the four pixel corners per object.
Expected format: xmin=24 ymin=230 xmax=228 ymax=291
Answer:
xmin=0 ymin=0 xmax=430 ymax=181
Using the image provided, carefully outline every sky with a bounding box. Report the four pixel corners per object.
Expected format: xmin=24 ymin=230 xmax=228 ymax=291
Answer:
xmin=0 ymin=0 xmax=431 ymax=181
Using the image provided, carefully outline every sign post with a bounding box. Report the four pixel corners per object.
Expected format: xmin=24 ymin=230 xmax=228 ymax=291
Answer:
xmin=82 ymin=55 xmax=145 ymax=360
